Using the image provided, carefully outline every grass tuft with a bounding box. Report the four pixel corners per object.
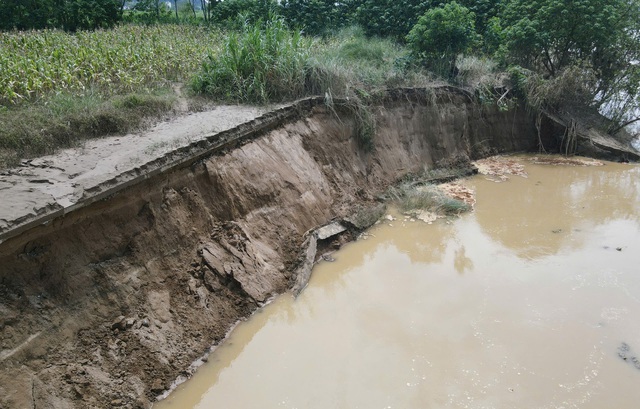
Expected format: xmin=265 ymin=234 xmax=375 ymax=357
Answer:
xmin=385 ymin=182 xmax=470 ymax=216
xmin=0 ymin=90 xmax=175 ymax=168
xmin=191 ymin=18 xmax=311 ymax=103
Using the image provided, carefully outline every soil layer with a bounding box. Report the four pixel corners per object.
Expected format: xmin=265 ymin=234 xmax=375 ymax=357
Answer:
xmin=0 ymin=88 xmax=634 ymax=408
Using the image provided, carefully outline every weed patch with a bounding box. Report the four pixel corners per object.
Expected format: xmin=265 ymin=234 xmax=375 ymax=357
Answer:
xmin=0 ymin=90 xmax=175 ymax=168
xmin=384 ymin=182 xmax=470 ymax=216
xmin=192 ymin=18 xmax=311 ymax=103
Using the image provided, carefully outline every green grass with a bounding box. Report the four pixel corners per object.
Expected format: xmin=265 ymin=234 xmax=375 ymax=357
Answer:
xmin=0 ymin=89 xmax=175 ymax=168
xmin=0 ymin=25 xmax=222 ymax=105
xmin=191 ymin=18 xmax=311 ymax=103
xmin=311 ymin=26 xmax=431 ymax=93
xmin=192 ymin=23 xmax=431 ymax=103
xmin=385 ymin=182 xmax=470 ymax=216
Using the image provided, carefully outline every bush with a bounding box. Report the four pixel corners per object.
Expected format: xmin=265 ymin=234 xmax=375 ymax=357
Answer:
xmin=385 ymin=182 xmax=470 ymax=216
xmin=192 ymin=17 xmax=311 ymax=103
xmin=406 ymin=2 xmax=478 ymax=78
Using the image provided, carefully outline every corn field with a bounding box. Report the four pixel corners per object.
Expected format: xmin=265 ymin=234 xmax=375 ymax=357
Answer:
xmin=0 ymin=25 xmax=222 ymax=105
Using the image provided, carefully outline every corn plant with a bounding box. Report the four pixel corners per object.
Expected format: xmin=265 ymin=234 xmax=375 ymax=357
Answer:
xmin=0 ymin=25 xmax=223 ymax=105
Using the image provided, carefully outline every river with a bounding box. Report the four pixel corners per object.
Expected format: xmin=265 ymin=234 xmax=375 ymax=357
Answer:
xmin=155 ymin=156 xmax=640 ymax=409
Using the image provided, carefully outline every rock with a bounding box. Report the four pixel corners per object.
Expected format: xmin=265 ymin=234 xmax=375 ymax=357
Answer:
xmin=110 ymin=316 xmax=126 ymax=331
xmin=150 ymin=378 xmax=165 ymax=394
xmin=316 ymin=222 xmax=346 ymax=240
xmin=125 ymin=318 xmax=136 ymax=329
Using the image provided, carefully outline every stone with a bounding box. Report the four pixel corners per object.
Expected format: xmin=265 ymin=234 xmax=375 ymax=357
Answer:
xmin=316 ymin=222 xmax=346 ymax=240
xmin=110 ymin=316 xmax=126 ymax=331
xmin=150 ymin=379 xmax=165 ymax=394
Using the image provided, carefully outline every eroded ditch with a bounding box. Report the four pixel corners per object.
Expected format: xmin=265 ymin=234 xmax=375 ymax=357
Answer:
xmin=0 ymin=88 xmax=637 ymax=408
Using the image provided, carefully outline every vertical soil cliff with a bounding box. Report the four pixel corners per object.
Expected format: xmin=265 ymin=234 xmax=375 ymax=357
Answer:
xmin=0 ymin=88 xmax=600 ymax=408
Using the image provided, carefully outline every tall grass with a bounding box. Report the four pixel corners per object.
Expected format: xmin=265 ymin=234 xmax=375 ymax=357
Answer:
xmin=192 ymin=18 xmax=311 ymax=103
xmin=192 ymin=23 xmax=431 ymax=103
xmin=385 ymin=182 xmax=470 ymax=216
xmin=310 ymin=26 xmax=431 ymax=95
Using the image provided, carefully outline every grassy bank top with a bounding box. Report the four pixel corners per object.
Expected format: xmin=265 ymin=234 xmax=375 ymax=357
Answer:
xmin=0 ymin=23 xmax=429 ymax=169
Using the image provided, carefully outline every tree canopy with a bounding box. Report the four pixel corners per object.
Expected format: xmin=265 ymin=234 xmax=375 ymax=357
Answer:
xmin=407 ymin=2 xmax=477 ymax=59
xmin=0 ymin=0 xmax=123 ymax=31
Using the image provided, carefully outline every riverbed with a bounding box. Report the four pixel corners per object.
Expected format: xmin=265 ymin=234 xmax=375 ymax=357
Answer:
xmin=156 ymin=156 xmax=640 ymax=409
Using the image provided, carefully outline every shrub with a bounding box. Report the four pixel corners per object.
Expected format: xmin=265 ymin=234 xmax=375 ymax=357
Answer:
xmin=192 ymin=17 xmax=311 ymax=102
xmin=385 ymin=182 xmax=470 ymax=216
xmin=406 ymin=2 xmax=478 ymax=78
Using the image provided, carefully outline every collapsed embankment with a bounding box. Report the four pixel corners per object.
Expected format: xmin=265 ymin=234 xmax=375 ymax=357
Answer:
xmin=0 ymin=88 xmax=634 ymax=408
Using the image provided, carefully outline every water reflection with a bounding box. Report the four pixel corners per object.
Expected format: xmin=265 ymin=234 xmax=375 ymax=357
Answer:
xmin=473 ymin=159 xmax=640 ymax=259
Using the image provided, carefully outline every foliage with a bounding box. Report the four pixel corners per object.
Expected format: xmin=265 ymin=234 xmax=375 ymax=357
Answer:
xmin=354 ymin=0 xmax=429 ymax=40
xmin=124 ymin=0 xmax=174 ymax=24
xmin=498 ymin=0 xmax=640 ymax=132
xmin=191 ymin=17 xmax=311 ymax=102
xmin=0 ymin=25 xmax=221 ymax=105
xmin=211 ymin=0 xmax=279 ymax=28
xmin=500 ymin=0 xmax=629 ymax=77
xmin=406 ymin=2 xmax=477 ymax=77
xmin=0 ymin=0 xmax=123 ymax=31
xmin=280 ymin=0 xmax=347 ymax=36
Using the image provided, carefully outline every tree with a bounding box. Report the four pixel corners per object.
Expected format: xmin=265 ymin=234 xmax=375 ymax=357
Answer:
xmin=0 ymin=0 xmax=123 ymax=31
xmin=406 ymin=2 xmax=477 ymax=76
xmin=499 ymin=0 xmax=640 ymax=132
xmin=354 ymin=0 xmax=429 ymax=40
xmin=211 ymin=0 xmax=279 ymax=27
xmin=280 ymin=0 xmax=343 ymax=36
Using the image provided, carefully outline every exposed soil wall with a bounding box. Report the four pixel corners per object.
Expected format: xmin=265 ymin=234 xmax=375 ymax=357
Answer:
xmin=0 ymin=88 xmax=565 ymax=408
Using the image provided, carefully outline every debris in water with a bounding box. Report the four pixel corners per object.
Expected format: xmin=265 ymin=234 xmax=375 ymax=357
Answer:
xmin=415 ymin=210 xmax=438 ymax=224
xmin=618 ymin=342 xmax=640 ymax=370
xmin=530 ymin=156 xmax=604 ymax=167
xmin=321 ymin=254 xmax=336 ymax=262
xmin=472 ymin=156 xmax=527 ymax=182
xmin=438 ymin=181 xmax=476 ymax=209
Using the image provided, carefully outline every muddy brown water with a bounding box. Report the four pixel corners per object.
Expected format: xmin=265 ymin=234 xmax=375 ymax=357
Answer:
xmin=155 ymin=157 xmax=640 ymax=409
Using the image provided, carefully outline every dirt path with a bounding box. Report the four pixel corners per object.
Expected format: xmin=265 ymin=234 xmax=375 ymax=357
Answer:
xmin=0 ymin=104 xmax=275 ymax=243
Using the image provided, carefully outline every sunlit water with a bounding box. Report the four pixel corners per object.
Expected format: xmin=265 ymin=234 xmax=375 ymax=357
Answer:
xmin=156 ymin=157 xmax=640 ymax=409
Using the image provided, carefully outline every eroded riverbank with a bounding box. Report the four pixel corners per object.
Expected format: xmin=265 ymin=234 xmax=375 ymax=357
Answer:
xmin=156 ymin=157 xmax=640 ymax=409
xmin=1 ymin=88 xmax=638 ymax=408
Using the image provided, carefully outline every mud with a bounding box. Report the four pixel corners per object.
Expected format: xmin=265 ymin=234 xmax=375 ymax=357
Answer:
xmin=0 ymin=88 xmax=636 ymax=408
